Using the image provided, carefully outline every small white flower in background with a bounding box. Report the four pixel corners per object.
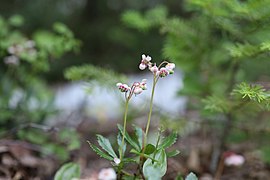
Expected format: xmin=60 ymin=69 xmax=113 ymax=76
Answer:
xmin=166 ymin=63 xmax=175 ymax=74
xmin=157 ymin=67 xmax=169 ymax=78
xmin=8 ymin=44 xmax=24 ymax=55
xmin=113 ymin=157 xmax=121 ymax=165
xmin=116 ymin=83 xmax=130 ymax=93
xmin=4 ymin=55 xmax=20 ymax=65
xmin=224 ymin=152 xmax=245 ymax=166
xmin=139 ymin=54 xmax=152 ymax=70
xmin=98 ymin=168 xmax=117 ymax=180
xmin=24 ymin=40 xmax=35 ymax=48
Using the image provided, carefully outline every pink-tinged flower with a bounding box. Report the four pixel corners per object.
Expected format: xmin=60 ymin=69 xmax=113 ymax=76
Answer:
xmin=139 ymin=54 xmax=152 ymax=70
xmin=113 ymin=158 xmax=121 ymax=165
xmin=149 ymin=64 xmax=158 ymax=74
xmin=139 ymin=63 xmax=147 ymax=70
xmin=134 ymin=87 xmax=143 ymax=95
xmin=166 ymin=63 xmax=175 ymax=74
xmin=223 ymin=152 xmax=245 ymax=166
xmin=142 ymin=54 xmax=152 ymax=62
xmin=157 ymin=67 xmax=169 ymax=78
xmin=98 ymin=168 xmax=116 ymax=180
xmin=116 ymin=83 xmax=130 ymax=92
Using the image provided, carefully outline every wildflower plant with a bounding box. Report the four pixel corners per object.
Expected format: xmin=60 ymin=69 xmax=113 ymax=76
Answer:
xmin=88 ymin=54 xmax=180 ymax=179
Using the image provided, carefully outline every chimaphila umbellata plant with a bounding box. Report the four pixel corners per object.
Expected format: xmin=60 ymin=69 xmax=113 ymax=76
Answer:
xmin=88 ymin=54 xmax=180 ymax=179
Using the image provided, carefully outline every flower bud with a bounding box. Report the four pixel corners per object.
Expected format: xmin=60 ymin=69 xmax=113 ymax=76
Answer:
xmin=114 ymin=157 xmax=121 ymax=165
xmin=116 ymin=83 xmax=130 ymax=92
xmin=149 ymin=65 xmax=158 ymax=74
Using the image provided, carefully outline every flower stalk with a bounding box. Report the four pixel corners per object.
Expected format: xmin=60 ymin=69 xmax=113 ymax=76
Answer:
xmin=120 ymin=99 xmax=129 ymax=161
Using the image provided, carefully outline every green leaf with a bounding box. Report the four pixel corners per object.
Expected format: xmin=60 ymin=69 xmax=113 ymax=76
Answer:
xmin=167 ymin=149 xmax=180 ymax=158
xmin=117 ymin=124 xmax=140 ymax=151
xmin=87 ymin=141 xmax=114 ymax=161
xmin=133 ymin=125 xmax=144 ymax=150
xmin=144 ymin=144 xmax=156 ymax=155
xmin=185 ymin=172 xmax=198 ymax=180
xmin=96 ymin=135 xmax=118 ymax=158
xmin=159 ymin=132 xmax=178 ymax=150
xmin=54 ymin=162 xmax=80 ymax=180
xmin=143 ymin=149 xmax=167 ymax=180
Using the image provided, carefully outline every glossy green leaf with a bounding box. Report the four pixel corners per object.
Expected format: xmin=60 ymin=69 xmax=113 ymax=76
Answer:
xmin=54 ymin=162 xmax=80 ymax=180
xmin=159 ymin=132 xmax=178 ymax=149
xmin=87 ymin=141 xmax=114 ymax=161
xmin=96 ymin=135 xmax=117 ymax=158
xmin=143 ymin=149 xmax=167 ymax=180
xmin=185 ymin=172 xmax=198 ymax=180
xmin=117 ymin=124 xmax=140 ymax=151
xmin=144 ymin=144 xmax=156 ymax=155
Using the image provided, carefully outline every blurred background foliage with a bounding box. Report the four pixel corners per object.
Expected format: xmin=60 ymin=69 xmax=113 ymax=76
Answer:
xmin=0 ymin=0 xmax=184 ymax=81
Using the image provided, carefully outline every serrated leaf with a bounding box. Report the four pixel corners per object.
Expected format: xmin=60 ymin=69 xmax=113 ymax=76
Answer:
xmin=143 ymin=149 xmax=167 ymax=180
xmin=96 ymin=135 xmax=117 ymax=158
xmin=54 ymin=162 xmax=80 ymax=180
xmin=117 ymin=124 xmax=140 ymax=151
xmin=185 ymin=172 xmax=198 ymax=180
xmin=87 ymin=141 xmax=114 ymax=161
xmin=159 ymin=132 xmax=178 ymax=149
xmin=122 ymin=157 xmax=137 ymax=164
xmin=133 ymin=125 xmax=144 ymax=150
xmin=167 ymin=149 xmax=180 ymax=157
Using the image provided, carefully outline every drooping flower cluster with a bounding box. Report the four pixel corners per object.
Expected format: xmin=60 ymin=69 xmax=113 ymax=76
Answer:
xmin=139 ymin=54 xmax=175 ymax=78
xmin=116 ymin=79 xmax=147 ymax=99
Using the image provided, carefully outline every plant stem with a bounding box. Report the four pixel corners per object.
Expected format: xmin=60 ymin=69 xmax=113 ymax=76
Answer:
xmin=120 ymin=99 xmax=129 ymax=161
xmin=144 ymin=75 xmax=157 ymax=147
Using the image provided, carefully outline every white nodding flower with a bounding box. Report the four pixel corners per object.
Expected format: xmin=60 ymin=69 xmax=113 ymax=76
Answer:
xmin=157 ymin=67 xmax=169 ymax=78
xmin=98 ymin=168 xmax=117 ymax=180
xmin=139 ymin=63 xmax=146 ymax=70
xmin=149 ymin=65 xmax=158 ymax=74
xmin=114 ymin=157 xmax=121 ymax=165
xmin=166 ymin=63 xmax=175 ymax=74
xmin=134 ymin=87 xmax=143 ymax=95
